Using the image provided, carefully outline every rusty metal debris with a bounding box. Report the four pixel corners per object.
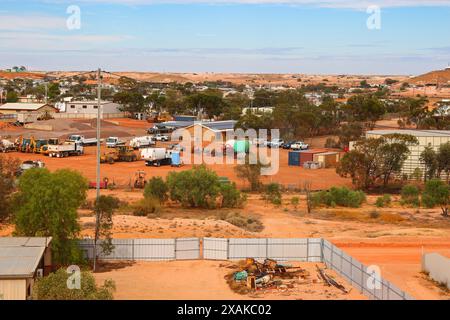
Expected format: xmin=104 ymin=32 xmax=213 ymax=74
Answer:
xmin=315 ymin=265 xmax=348 ymax=293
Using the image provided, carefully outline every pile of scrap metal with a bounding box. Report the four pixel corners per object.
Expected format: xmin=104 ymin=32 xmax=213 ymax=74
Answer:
xmin=315 ymin=265 xmax=348 ymax=293
xmin=233 ymin=258 xmax=310 ymax=291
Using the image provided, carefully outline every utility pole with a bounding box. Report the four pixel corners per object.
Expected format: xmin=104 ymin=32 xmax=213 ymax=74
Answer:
xmin=44 ymin=82 xmax=48 ymax=104
xmin=93 ymin=68 xmax=102 ymax=272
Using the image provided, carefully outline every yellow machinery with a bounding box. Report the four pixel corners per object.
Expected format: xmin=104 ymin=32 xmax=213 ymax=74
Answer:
xmin=100 ymin=146 xmax=138 ymax=164
xmin=39 ymin=138 xmax=60 ymax=155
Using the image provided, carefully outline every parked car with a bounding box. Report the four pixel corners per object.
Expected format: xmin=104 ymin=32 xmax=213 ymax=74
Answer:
xmin=282 ymin=141 xmax=296 ymax=149
xmin=291 ymin=141 xmax=309 ymax=150
xmin=154 ymin=134 xmax=169 ymax=142
xmin=253 ymin=138 xmax=267 ymax=147
xmin=267 ymin=139 xmax=285 ymax=148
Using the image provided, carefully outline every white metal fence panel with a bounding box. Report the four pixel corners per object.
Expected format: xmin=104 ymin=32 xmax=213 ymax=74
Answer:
xmin=267 ymin=238 xmax=307 ymax=261
xmin=175 ymin=238 xmax=200 ymax=260
xmin=203 ymin=238 xmax=228 ymax=260
xmin=133 ymin=239 xmax=175 ymax=261
xmin=307 ymin=238 xmax=322 ymax=262
xmin=228 ymin=238 xmax=267 ymax=260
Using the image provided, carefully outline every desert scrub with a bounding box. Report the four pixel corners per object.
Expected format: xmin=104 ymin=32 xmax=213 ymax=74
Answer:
xmin=400 ymin=185 xmax=420 ymax=207
xmin=262 ymin=183 xmax=282 ymax=206
xmin=375 ymin=194 xmax=392 ymax=208
xmin=222 ymin=212 xmax=264 ymax=232
xmin=132 ymin=197 xmax=161 ymax=217
xmin=312 ymin=187 xmax=366 ymax=208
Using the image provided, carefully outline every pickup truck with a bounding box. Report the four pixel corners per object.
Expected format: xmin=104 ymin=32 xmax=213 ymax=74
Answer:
xmin=290 ymin=141 xmax=309 ymax=151
xmin=0 ymin=139 xmax=16 ymax=153
xmin=67 ymin=135 xmax=98 ymax=146
xmin=154 ymin=134 xmax=169 ymax=142
xmin=16 ymin=160 xmax=45 ymax=176
xmin=106 ymin=137 xmax=126 ymax=148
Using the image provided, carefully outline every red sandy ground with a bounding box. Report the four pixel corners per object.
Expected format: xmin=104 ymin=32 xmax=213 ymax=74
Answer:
xmin=0 ymin=147 xmax=350 ymax=191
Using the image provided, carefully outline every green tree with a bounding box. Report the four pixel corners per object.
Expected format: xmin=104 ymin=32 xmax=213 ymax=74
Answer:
xmin=93 ymin=195 xmax=120 ymax=258
xmin=345 ymin=94 xmax=385 ymax=127
xmin=420 ymin=146 xmax=438 ymax=181
xmin=264 ymin=183 xmax=282 ymax=206
xmin=6 ymin=90 xmax=19 ymax=102
xmin=437 ymin=142 xmax=450 ymax=182
xmin=13 ymin=169 xmax=88 ymax=264
xmin=167 ymin=165 xmax=221 ymax=209
xmin=0 ymin=157 xmax=20 ymax=221
xmin=144 ymin=177 xmax=169 ymax=203
xmin=33 ymin=268 xmax=115 ymax=300
xmin=234 ymin=156 xmax=267 ymax=191
xmin=422 ymin=179 xmax=449 ymax=217
xmin=337 ymin=134 xmax=417 ymax=189
xmin=337 ymin=123 xmax=364 ymax=148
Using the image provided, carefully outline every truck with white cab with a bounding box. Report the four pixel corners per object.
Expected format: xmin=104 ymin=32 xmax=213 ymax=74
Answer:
xmin=47 ymin=142 xmax=84 ymax=158
xmin=67 ymin=135 xmax=98 ymax=146
xmin=106 ymin=137 xmax=126 ymax=148
xmin=129 ymin=136 xmax=156 ymax=149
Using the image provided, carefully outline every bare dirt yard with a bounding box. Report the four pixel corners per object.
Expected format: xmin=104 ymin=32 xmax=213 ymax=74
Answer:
xmin=94 ymin=260 xmax=365 ymax=300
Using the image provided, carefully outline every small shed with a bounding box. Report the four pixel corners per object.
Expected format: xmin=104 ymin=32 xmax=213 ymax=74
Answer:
xmin=313 ymin=152 xmax=340 ymax=168
xmin=0 ymin=237 xmax=52 ymax=300
xmin=300 ymin=149 xmax=333 ymax=166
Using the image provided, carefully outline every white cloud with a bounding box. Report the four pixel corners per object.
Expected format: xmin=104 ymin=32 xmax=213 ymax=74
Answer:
xmin=62 ymin=0 xmax=450 ymax=9
xmin=0 ymin=14 xmax=67 ymax=31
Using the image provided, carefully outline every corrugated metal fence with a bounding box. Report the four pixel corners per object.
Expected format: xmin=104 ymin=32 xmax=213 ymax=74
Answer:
xmin=78 ymin=237 xmax=412 ymax=300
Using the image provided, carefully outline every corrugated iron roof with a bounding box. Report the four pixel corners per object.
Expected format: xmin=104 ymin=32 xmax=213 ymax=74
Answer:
xmin=0 ymin=237 xmax=50 ymax=247
xmin=0 ymin=247 xmax=46 ymax=278
xmin=367 ymin=129 xmax=450 ymax=137
xmin=0 ymin=103 xmax=50 ymax=111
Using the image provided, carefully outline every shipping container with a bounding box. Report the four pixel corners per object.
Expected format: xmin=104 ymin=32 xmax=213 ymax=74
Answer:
xmin=298 ymin=149 xmax=330 ymax=166
xmin=313 ymin=152 xmax=340 ymax=168
xmin=288 ymin=151 xmax=301 ymax=166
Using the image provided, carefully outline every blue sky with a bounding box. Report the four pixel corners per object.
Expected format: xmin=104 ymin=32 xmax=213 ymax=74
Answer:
xmin=0 ymin=0 xmax=450 ymax=74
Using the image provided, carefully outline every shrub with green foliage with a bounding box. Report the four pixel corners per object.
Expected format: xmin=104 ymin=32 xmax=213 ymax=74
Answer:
xmin=375 ymin=194 xmax=392 ymax=208
xmin=13 ymin=168 xmax=88 ymax=264
xmin=33 ymin=268 xmax=115 ymax=300
xmin=291 ymin=196 xmax=300 ymax=209
xmin=222 ymin=212 xmax=264 ymax=232
xmin=167 ymin=165 xmax=244 ymax=209
xmin=400 ymin=185 xmax=420 ymax=207
xmin=144 ymin=177 xmax=168 ymax=203
xmin=132 ymin=197 xmax=161 ymax=217
xmin=219 ymin=182 xmax=246 ymax=208
xmin=422 ymin=179 xmax=449 ymax=217
xmin=312 ymin=187 xmax=366 ymax=208
xmin=263 ymin=183 xmax=282 ymax=205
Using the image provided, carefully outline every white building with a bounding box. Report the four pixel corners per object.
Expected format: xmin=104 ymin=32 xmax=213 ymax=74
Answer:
xmin=365 ymin=130 xmax=450 ymax=179
xmin=65 ymin=100 xmax=122 ymax=116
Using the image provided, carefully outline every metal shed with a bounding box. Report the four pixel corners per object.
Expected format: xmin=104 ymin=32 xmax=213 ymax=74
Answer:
xmin=0 ymin=237 xmax=52 ymax=300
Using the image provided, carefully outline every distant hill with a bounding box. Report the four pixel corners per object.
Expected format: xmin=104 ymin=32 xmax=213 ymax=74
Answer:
xmin=410 ymin=68 xmax=450 ymax=85
xmin=0 ymin=71 xmax=46 ymax=80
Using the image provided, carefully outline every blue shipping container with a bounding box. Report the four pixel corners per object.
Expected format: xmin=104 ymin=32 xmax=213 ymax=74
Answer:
xmin=288 ymin=151 xmax=301 ymax=166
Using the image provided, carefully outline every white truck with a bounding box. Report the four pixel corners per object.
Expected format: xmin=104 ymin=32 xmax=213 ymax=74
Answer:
xmin=0 ymin=139 xmax=16 ymax=153
xmin=129 ymin=136 xmax=155 ymax=149
xmin=154 ymin=134 xmax=169 ymax=142
xmin=267 ymin=139 xmax=285 ymax=148
xmin=106 ymin=137 xmax=126 ymax=148
xmin=16 ymin=160 xmax=45 ymax=176
xmin=140 ymin=148 xmax=171 ymax=166
xmin=47 ymin=142 xmax=84 ymax=158
xmin=291 ymin=141 xmax=309 ymax=151
xmin=67 ymin=135 xmax=98 ymax=146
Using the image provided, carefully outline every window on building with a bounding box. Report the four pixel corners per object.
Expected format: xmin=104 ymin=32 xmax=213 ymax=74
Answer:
xmin=93 ymin=106 xmax=98 ymax=109
xmin=82 ymin=105 xmax=87 ymax=109
xmin=71 ymin=105 xmax=75 ymax=108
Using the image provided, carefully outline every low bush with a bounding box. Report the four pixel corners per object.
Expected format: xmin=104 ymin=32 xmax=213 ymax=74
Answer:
xmin=375 ymin=194 xmax=392 ymax=208
xmin=220 ymin=183 xmax=247 ymax=208
xmin=312 ymin=187 xmax=366 ymax=208
xmin=263 ymin=183 xmax=282 ymax=206
xmin=33 ymin=268 xmax=115 ymax=300
xmin=144 ymin=177 xmax=168 ymax=203
xmin=400 ymin=185 xmax=420 ymax=207
xmin=291 ymin=196 xmax=300 ymax=209
xmin=223 ymin=212 xmax=264 ymax=232
xmin=132 ymin=197 xmax=161 ymax=217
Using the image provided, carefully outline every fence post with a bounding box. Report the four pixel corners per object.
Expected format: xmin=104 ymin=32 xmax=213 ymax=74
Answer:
xmin=306 ymin=238 xmax=309 ymax=262
xmin=132 ymin=239 xmax=135 ymax=260
xmin=226 ymin=239 xmax=230 ymax=260
xmin=320 ymin=238 xmax=324 ymax=263
xmin=265 ymin=238 xmax=269 ymax=259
